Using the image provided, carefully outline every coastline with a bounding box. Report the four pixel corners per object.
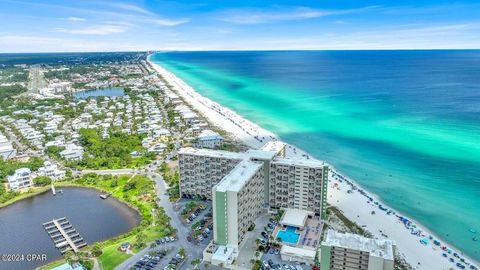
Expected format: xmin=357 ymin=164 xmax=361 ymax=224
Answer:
xmin=147 ymin=54 xmax=479 ymax=269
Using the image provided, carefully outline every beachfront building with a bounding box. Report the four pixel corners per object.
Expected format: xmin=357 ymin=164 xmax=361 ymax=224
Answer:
xmin=320 ymin=230 xmax=395 ymax=270
xmin=269 ymin=158 xmax=329 ymax=219
xmin=178 ymin=148 xmax=243 ymax=199
xmin=38 ymin=161 xmax=66 ymax=180
xmin=7 ymin=168 xmax=33 ymax=191
xmin=179 ymin=141 xmax=328 ymax=266
xmin=210 ymin=159 xmax=265 ymax=264
xmin=196 ymin=129 xmax=224 ymax=149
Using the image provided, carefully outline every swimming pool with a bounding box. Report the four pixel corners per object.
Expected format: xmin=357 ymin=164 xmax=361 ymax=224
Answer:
xmin=276 ymin=226 xmax=300 ymax=245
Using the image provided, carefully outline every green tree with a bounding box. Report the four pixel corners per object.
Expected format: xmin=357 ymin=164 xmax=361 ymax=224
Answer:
xmin=33 ymin=176 xmax=52 ymax=186
xmin=90 ymin=244 xmax=102 ymax=257
xmin=178 ymin=248 xmax=186 ymax=258
xmin=191 ymin=258 xmax=201 ymax=269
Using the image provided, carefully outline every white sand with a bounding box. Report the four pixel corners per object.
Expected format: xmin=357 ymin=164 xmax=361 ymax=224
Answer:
xmin=148 ymin=56 xmax=479 ymax=270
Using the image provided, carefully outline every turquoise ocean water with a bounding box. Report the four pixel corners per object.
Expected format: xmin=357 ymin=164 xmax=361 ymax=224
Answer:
xmin=151 ymin=50 xmax=480 ymax=261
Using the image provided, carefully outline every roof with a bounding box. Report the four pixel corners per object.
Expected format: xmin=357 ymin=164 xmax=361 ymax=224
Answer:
xmin=198 ymin=129 xmax=223 ymax=140
xmin=280 ymin=208 xmax=311 ymax=228
xmin=261 ymin=141 xmax=286 ymax=156
xmin=322 ymin=230 xmax=395 ymax=260
xmin=246 ymin=149 xmax=277 ymax=161
xmin=272 ymin=157 xmax=325 ymax=168
xmin=214 ymin=160 xmax=263 ymax=193
xmin=211 ymin=245 xmax=235 ymax=263
xmin=281 ymin=245 xmax=316 ymax=259
xmin=179 ymin=147 xmax=243 ymax=160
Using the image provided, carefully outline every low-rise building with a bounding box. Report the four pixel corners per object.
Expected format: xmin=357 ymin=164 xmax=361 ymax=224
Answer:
xmin=320 ymin=230 xmax=395 ymax=270
xmin=38 ymin=161 xmax=66 ymax=180
xmin=196 ymin=129 xmax=224 ymax=149
xmin=7 ymin=168 xmax=33 ymax=191
xmin=60 ymin=144 xmax=84 ymax=161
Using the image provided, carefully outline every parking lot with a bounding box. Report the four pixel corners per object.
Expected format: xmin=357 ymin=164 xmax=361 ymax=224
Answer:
xmin=129 ymin=243 xmax=186 ymax=270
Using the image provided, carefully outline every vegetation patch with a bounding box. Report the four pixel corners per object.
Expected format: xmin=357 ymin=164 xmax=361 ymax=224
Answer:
xmin=71 ymin=128 xmax=154 ymax=169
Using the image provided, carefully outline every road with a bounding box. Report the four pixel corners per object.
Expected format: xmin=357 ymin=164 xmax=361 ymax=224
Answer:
xmin=114 ymin=159 xmax=204 ymax=270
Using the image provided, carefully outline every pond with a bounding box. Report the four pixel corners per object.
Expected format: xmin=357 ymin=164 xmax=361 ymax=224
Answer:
xmin=0 ymin=187 xmax=140 ymax=270
xmin=73 ymin=87 xmax=125 ymax=99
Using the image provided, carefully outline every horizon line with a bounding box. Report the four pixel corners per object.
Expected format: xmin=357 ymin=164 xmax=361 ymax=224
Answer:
xmin=1 ymin=48 xmax=480 ymax=54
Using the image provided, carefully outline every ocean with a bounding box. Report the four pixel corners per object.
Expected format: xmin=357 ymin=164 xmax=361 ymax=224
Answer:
xmin=151 ymin=50 xmax=480 ymax=261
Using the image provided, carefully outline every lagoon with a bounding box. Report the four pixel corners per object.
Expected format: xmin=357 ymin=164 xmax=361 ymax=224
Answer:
xmin=73 ymin=87 xmax=125 ymax=99
xmin=0 ymin=187 xmax=140 ymax=270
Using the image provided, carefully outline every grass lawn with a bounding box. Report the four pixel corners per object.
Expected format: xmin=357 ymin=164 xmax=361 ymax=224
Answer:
xmin=98 ymin=240 xmax=133 ymax=270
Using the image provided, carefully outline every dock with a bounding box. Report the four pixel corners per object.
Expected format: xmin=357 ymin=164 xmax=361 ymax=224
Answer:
xmin=43 ymin=217 xmax=87 ymax=253
xmin=100 ymin=193 xmax=111 ymax=199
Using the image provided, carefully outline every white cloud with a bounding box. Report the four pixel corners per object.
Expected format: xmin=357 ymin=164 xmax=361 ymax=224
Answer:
xmin=66 ymin=16 xmax=85 ymax=22
xmin=111 ymin=3 xmax=153 ymax=15
xmin=151 ymin=18 xmax=190 ymax=26
xmin=56 ymin=24 xmax=130 ymax=35
xmin=217 ymin=6 xmax=379 ymax=24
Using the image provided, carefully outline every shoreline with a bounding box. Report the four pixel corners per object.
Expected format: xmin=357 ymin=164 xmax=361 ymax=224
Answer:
xmin=147 ymin=54 xmax=479 ymax=270
xmin=1 ymin=181 xmax=144 ymax=270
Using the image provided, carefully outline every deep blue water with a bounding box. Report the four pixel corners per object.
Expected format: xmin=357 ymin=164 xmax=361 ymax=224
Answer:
xmin=152 ymin=50 xmax=480 ymax=261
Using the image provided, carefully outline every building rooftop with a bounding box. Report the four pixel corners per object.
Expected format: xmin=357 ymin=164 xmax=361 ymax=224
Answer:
xmin=211 ymin=245 xmax=235 ymax=264
xmin=261 ymin=141 xmax=286 ymax=156
xmin=246 ymin=149 xmax=277 ymax=161
xmin=281 ymin=245 xmax=317 ymax=259
xmin=322 ymin=230 xmax=395 ymax=260
xmin=179 ymin=147 xmax=244 ymax=160
xmin=280 ymin=208 xmax=312 ymax=228
xmin=214 ymin=160 xmax=263 ymax=192
xmin=272 ymin=157 xmax=325 ymax=168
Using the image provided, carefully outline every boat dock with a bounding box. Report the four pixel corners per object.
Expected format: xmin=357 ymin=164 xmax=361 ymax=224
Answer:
xmin=42 ymin=217 xmax=87 ymax=253
xmin=100 ymin=193 xmax=111 ymax=199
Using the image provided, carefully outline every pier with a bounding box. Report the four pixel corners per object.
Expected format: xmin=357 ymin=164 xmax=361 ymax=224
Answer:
xmin=42 ymin=217 xmax=87 ymax=253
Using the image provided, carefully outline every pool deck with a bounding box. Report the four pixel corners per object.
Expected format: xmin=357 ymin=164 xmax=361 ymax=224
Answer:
xmin=273 ymin=216 xmax=323 ymax=249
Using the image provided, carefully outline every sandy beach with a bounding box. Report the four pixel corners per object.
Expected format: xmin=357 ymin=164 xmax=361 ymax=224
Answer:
xmin=148 ymin=55 xmax=479 ymax=270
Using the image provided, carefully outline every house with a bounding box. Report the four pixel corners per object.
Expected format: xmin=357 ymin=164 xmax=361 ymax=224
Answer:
xmin=38 ymin=161 xmax=66 ymax=180
xmin=7 ymin=168 xmax=33 ymax=191
xmin=118 ymin=242 xmax=131 ymax=252
xmin=196 ymin=130 xmax=224 ymax=149
xmin=60 ymin=144 xmax=84 ymax=161
xmin=148 ymin=143 xmax=167 ymax=153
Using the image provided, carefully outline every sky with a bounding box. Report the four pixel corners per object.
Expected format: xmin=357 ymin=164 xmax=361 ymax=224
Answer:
xmin=0 ymin=0 xmax=480 ymax=52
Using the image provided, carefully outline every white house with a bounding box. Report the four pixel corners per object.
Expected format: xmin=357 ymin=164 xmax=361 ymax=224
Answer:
xmin=148 ymin=143 xmax=167 ymax=153
xmin=196 ymin=130 xmax=224 ymax=149
xmin=38 ymin=161 xmax=66 ymax=180
xmin=60 ymin=144 xmax=84 ymax=161
xmin=7 ymin=168 xmax=33 ymax=191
